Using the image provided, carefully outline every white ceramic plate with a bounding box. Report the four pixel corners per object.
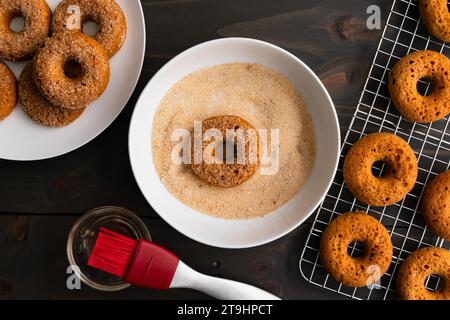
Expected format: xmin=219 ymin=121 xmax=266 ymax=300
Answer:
xmin=129 ymin=38 xmax=340 ymax=248
xmin=0 ymin=0 xmax=145 ymax=161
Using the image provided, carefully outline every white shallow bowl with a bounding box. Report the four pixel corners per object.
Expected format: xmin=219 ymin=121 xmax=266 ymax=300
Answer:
xmin=0 ymin=0 xmax=145 ymax=161
xmin=129 ymin=38 xmax=340 ymax=248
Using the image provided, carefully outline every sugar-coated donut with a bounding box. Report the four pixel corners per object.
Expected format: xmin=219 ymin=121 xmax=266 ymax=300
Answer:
xmin=52 ymin=0 xmax=126 ymax=57
xmin=19 ymin=63 xmax=84 ymax=127
xmin=397 ymin=247 xmax=450 ymax=300
xmin=191 ymin=115 xmax=259 ymax=188
xmin=343 ymin=132 xmax=418 ymax=206
xmin=320 ymin=212 xmax=393 ymax=288
xmin=0 ymin=61 xmax=17 ymax=120
xmin=421 ymin=170 xmax=450 ymax=241
xmin=0 ymin=0 xmax=51 ymax=61
xmin=419 ymin=0 xmax=450 ymax=42
xmin=388 ymin=50 xmax=450 ymax=123
xmin=33 ymin=30 xmax=110 ymax=110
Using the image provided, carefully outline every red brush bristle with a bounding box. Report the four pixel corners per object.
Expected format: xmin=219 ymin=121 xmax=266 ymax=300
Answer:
xmin=87 ymin=227 xmax=139 ymax=278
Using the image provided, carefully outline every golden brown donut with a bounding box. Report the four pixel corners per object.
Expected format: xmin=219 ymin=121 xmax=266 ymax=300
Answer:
xmin=320 ymin=212 xmax=393 ymax=288
xmin=51 ymin=0 xmax=126 ymax=57
xmin=421 ymin=170 xmax=450 ymax=241
xmin=33 ymin=30 xmax=110 ymax=110
xmin=0 ymin=60 xmax=17 ymax=120
xmin=343 ymin=132 xmax=418 ymax=206
xmin=397 ymin=247 xmax=450 ymax=300
xmin=0 ymin=0 xmax=51 ymax=61
xmin=388 ymin=50 xmax=450 ymax=123
xmin=419 ymin=0 xmax=450 ymax=42
xmin=191 ymin=115 xmax=259 ymax=188
xmin=19 ymin=63 xmax=84 ymax=127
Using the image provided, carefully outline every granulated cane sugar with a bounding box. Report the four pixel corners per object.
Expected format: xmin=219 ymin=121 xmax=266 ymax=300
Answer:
xmin=152 ymin=63 xmax=316 ymax=219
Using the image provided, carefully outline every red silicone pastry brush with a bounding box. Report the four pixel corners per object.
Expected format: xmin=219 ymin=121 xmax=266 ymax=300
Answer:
xmin=87 ymin=227 xmax=280 ymax=300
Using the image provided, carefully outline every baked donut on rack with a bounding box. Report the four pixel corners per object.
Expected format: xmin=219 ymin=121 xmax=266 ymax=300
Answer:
xmin=33 ymin=30 xmax=110 ymax=110
xmin=419 ymin=0 xmax=450 ymax=42
xmin=397 ymin=247 xmax=450 ymax=300
xmin=388 ymin=50 xmax=450 ymax=123
xmin=343 ymin=132 xmax=418 ymax=206
xmin=320 ymin=212 xmax=393 ymax=288
xmin=421 ymin=170 xmax=450 ymax=241
xmin=0 ymin=0 xmax=51 ymax=61
xmin=51 ymin=0 xmax=126 ymax=57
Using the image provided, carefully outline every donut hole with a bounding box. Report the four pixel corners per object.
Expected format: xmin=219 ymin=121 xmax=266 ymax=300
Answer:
xmin=9 ymin=14 xmax=25 ymax=33
xmin=82 ymin=20 xmax=99 ymax=37
xmin=416 ymin=77 xmax=433 ymax=96
xmin=213 ymin=140 xmax=238 ymax=164
xmin=371 ymin=160 xmax=390 ymax=178
xmin=424 ymin=274 xmax=445 ymax=292
xmin=64 ymin=60 xmax=84 ymax=80
xmin=347 ymin=240 xmax=365 ymax=258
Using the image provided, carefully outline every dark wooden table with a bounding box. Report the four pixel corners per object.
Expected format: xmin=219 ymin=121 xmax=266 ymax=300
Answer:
xmin=0 ymin=0 xmax=392 ymax=299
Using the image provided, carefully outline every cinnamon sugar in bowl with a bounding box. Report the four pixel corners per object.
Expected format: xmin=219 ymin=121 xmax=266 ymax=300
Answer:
xmin=152 ymin=63 xmax=316 ymax=219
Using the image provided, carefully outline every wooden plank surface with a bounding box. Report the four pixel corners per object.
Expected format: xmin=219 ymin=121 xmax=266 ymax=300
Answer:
xmin=0 ymin=0 xmax=393 ymax=299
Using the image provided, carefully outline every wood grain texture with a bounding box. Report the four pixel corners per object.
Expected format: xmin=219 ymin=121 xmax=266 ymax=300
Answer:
xmin=0 ymin=0 xmax=393 ymax=299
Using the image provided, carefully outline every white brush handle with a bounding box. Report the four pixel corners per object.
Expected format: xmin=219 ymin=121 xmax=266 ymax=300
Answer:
xmin=170 ymin=261 xmax=280 ymax=300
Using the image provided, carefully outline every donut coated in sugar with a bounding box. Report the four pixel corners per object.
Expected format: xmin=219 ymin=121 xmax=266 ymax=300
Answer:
xmin=191 ymin=115 xmax=259 ymax=188
xmin=0 ymin=61 xmax=17 ymax=120
xmin=33 ymin=30 xmax=110 ymax=110
xmin=19 ymin=63 xmax=84 ymax=127
xmin=0 ymin=0 xmax=51 ymax=61
xmin=52 ymin=0 xmax=126 ymax=57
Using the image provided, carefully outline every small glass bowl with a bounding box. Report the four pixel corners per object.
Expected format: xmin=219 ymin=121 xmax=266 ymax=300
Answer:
xmin=67 ymin=206 xmax=151 ymax=291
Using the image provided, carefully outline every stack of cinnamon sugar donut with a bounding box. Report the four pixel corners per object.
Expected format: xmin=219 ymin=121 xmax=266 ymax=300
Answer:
xmin=320 ymin=0 xmax=450 ymax=300
xmin=0 ymin=0 xmax=126 ymax=127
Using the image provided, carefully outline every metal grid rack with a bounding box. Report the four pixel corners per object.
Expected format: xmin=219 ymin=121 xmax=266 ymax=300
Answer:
xmin=299 ymin=0 xmax=450 ymax=300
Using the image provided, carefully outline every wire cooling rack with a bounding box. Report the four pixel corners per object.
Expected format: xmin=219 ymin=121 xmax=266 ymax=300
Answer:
xmin=299 ymin=0 xmax=450 ymax=300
